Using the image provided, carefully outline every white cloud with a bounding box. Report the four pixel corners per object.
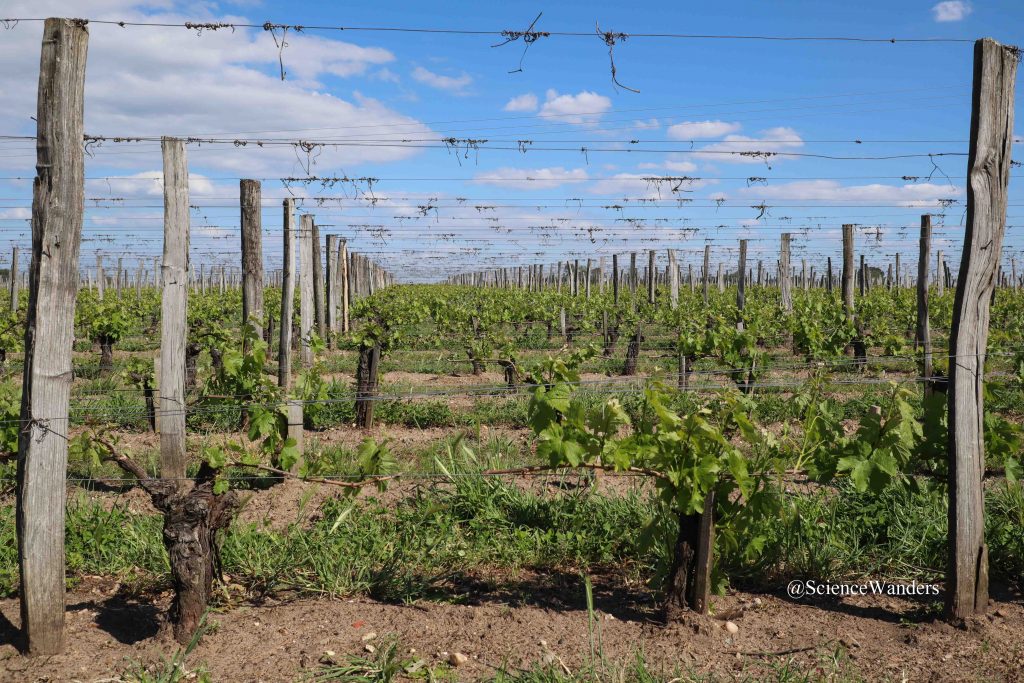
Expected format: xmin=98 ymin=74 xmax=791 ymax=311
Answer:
xmin=666 ymin=120 xmax=741 ymax=140
xmin=632 ymin=118 xmax=660 ymax=130
xmin=411 ymin=66 xmax=472 ymax=94
xmin=737 ymin=180 xmax=962 ymax=207
xmin=932 ymin=1 xmax=972 ymax=22
xmin=472 ymin=167 xmax=589 ymax=190
xmin=504 ymin=93 xmax=539 ymax=112
xmin=538 ymin=89 xmax=612 ymax=126
xmin=636 ymin=160 xmax=698 ymax=173
xmin=0 ymin=2 xmax=434 ymax=176
xmin=694 ymin=127 xmax=804 ymax=164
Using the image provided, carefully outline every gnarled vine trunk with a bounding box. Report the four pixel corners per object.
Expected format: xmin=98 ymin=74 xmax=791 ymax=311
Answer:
xmin=98 ymin=336 xmax=114 ymax=374
xmin=622 ymin=323 xmax=642 ymax=376
xmin=106 ymin=453 xmax=239 ymax=645
xmin=664 ymin=491 xmax=715 ymax=622
xmin=185 ymin=342 xmax=201 ymax=390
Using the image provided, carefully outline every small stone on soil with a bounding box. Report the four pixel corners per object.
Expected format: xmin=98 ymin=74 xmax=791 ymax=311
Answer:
xmin=724 ymin=621 xmax=739 ymax=634
xmin=448 ymin=652 xmax=469 ymax=666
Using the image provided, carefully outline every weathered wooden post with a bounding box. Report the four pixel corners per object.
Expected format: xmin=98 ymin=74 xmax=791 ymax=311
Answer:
xmin=17 ymin=17 xmax=88 ymax=656
xmin=842 ymin=225 xmax=855 ymax=321
xmin=916 ymin=215 xmax=932 ymax=401
xmin=312 ymin=221 xmax=325 ymax=341
xmin=937 ymin=249 xmax=946 ymax=296
xmin=325 ymin=234 xmax=338 ymax=347
xmin=612 ymin=254 xmax=620 ymax=305
xmin=159 ymin=137 xmax=189 ymax=482
xmin=279 ymin=200 xmax=303 ymax=467
xmin=240 ymin=179 xmax=264 ymax=341
xmin=780 ymin=233 xmax=792 ymax=312
xmin=736 ymin=240 xmax=747 ymax=331
xmin=299 ymin=215 xmax=314 ymax=368
xmin=96 ymin=253 xmax=104 ymax=300
xmin=668 ymin=249 xmax=678 ymax=309
xmin=9 ymin=246 xmax=18 ymax=313
xmin=702 ymin=245 xmax=710 ymax=303
xmin=340 ymin=238 xmax=350 ymax=333
xmin=647 ymin=249 xmax=656 ymax=304
xmin=946 ymin=37 xmax=1016 ymax=621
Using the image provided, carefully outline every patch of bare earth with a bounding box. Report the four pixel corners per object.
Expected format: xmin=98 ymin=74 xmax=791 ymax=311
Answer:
xmin=0 ymin=582 xmax=1021 ymax=682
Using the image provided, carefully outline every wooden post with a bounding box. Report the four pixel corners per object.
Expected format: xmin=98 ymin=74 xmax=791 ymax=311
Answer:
xmin=736 ymin=240 xmax=747 ymax=331
xmin=299 ymin=215 xmax=314 ymax=368
xmin=159 ymin=137 xmax=189 ymax=482
xmin=842 ymin=225 xmax=855 ymax=321
xmin=946 ymin=38 xmax=1016 ymax=621
xmin=240 ymin=179 xmax=263 ymax=340
xmin=115 ymin=256 xmax=123 ymax=298
xmin=585 ymin=258 xmax=592 ymax=298
xmin=859 ymin=254 xmax=867 ymax=297
xmin=780 ymin=234 xmax=792 ymax=312
xmin=895 ymin=253 xmax=901 ymax=290
xmin=647 ymin=249 xmax=656 ymax=304
xmin=826 ymin=257 xmax=833 ymax=294
xmin=917 ymin=215 xmax=933 ymax=398
xmin=279 ymin=200 xmax=297 ymax=389
xmin=668 ymin=249 xmax=678 ymax=309
xmin=279 ymin=200 xmax=303 ymax=467
xmin=339 ymin=238 xmax=350 ymax=333
xmin=937 ymin=250 xmax=946 ymax=296
xmin=9 ymin=245 xmax=18 ymax=313
xmin=716 ymin=262 xmax=723 ymax=293
xmin=612 ymin=254 xmax=620 ymax=305
xmin=17 ymin=17 xmax=88 ymax=656
xmin=325 ymin=234 xmax=338 ymax=346
xmin=702 ymin=245 xmax=710 ymax=303
xmin=311 ymin=221 xmax=325 ymax=341
xmin=96 ymin=253 xmax=104 ymax=300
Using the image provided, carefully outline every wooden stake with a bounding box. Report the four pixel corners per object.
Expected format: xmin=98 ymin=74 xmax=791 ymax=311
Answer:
xmin=159 ymin=137 xmax=189 ymax=482
xmin=946 ymin=37 xmax=1016 ymax=621
xmin=299 ymin=215 xmax=314 ymax=368
xmin=17 ymin=17 xmax=88 ymax=656
xmin=780 ymin=234 xmax=792 ymax=312
xmin=841 ymin=225 xmax=855 ymax=321
xmin=240 ymin=179 xmax=263 ymax=339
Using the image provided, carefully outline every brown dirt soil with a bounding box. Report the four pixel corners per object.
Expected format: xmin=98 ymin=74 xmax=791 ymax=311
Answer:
xmin=0 ymin=581 xmax=1021 ymax=682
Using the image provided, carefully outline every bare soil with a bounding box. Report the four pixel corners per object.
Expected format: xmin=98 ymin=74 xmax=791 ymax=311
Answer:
xmin=0 ymin=579 xmax=1020 ymax=682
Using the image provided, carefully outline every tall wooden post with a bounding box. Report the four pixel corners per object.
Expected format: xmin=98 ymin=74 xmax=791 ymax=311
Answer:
xmin=826 ymin=257 xmax=833 ymax=294
xmin=647 ymin=249 xmax=656 ymax=304
xmin=736 ymin=240 xmax=747 ymax=331
xmin=159 ymin=137 xmax=189 ymax=482
xmin=339 ymin=238 xmax=350 ymax=333
xmin=917 ymin=215 xmax=933 ymax=398
xmin=325 ymin=234 xmax=338 ymax=346
xmin=842 ymin=225 xmax=855 ymax=321
xmin=96 ymin=253 xmax=104 ymax=300
xmin=311 ymin=221 xmax=325 ymax=341
xmin=937 ymin=250 xmax=946 ymax=296
xmin=9 ymin=245 xmax=18 ymax=313
xmin=612 ymin=254 xmax=620 ymax=305
xmin=780 ymin=233 xmax=792 ymax=312
xmin=279 ymin=200 xmax=296 ymax=388
xmin=240 ymin=179 xmax=263 ymax=339
xmin=279 ymin=200 xmax=303 ymax=466
xmin=702 ymin=245 xmax=710 ymax=303
xmin=17 ymin=18 xmax=88 ymax=656
xmin=946 ymin=38 xmax=1016 ymax=621
xmin=668 ymin=249 xmax=679 ymax=309
xmin=299 ymin=215 xmax=315 ymax=368
xmin=859 ymin=254 xmax=867 ymax=297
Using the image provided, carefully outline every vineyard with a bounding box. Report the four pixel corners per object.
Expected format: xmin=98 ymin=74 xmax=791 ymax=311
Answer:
xmin=0 ymin=9 xmax=1021 ymax=683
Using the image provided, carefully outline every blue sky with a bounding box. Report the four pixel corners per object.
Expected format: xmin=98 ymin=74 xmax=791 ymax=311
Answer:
xmin=0 ymin=0 xmax=1021 ymax=282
